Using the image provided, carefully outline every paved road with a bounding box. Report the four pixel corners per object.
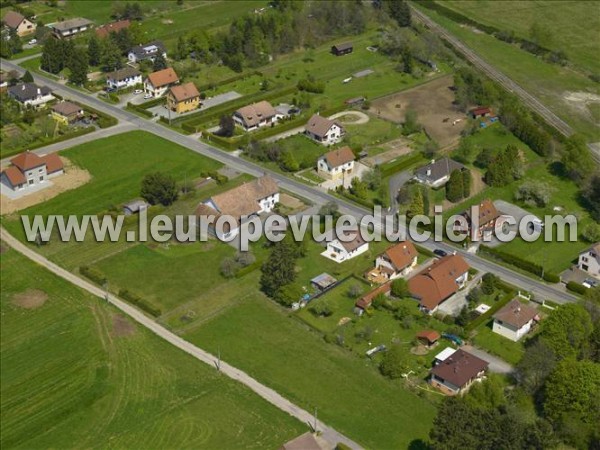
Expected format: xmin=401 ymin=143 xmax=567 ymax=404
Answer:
xmin=410 ymin=6 xmax=600 ymax=164
xmin=1 ymin=122 xmax=136 ymax=165
xmin=0 ymin=59 xmax=579 ymax=307
xmin=388 ymin=170 xmax=412 ymax=211
xmin=462 ymin=344 xmax=514 ymax=374
xmin=0 ymin=227 xmax=363 ymax=450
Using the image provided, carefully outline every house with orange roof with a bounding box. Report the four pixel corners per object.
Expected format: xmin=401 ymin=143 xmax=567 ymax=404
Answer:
xmin=317 ymin=146 xmax=355 ymax=181
xmin=1 ymin=151 xmax=64 ymax=192
xmin=367 ymin=241 xmax=418 ymax=283
xmin=408 ymin=254 xmax=470 ymax=314
xmin=144 ymin=67 xmax=179 ymax=98
xmin=454 ymin=199 xmax=501 ymax=240
xmin=166 ymin=82 xmax=201 ymax=114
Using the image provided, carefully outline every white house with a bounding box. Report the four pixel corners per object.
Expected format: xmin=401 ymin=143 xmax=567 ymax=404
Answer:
xmin=50 ymin=18 xmax=93 ymax=39
xmin=195 ymin=175 xmax=279 ymax=240
xmin=577 ymin=243 xmax=600 ymax=280
xmin=144 ymin=67 xmax=179 ymax=98
xmin=414 ymin=158 xmax=466 ymax=188
xmin=1 ymin=151 xmax=63 ymax=192
xmin=233 ymin=101 xmax=280 ymax=131
xmin=7 ymin=82 xmax=54 ymax=108
xmin=322 ymin=230 xmax=369 ymax=263
xmin=305 ymin=114 xmax=345 ymax=145
xmin=317 ymin=146 xmax=355 ymax=181
xmin=492 ymin=299 xmax=539 ymax=341
xmin=367 ymin=241 xmax=418 ymax=282
xmin=106 ymin=67 xmax=142 ymax=90
xmin=128 ymin=41 xmax=167 ymax=64
xmin=2 ymin=10 xmax=36 ymax=37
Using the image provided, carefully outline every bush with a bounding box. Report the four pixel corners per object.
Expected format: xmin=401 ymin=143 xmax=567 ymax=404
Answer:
xmin=297 ymin=76 xmax=325 ymax=93
xmin=543 ymin=272 xmax=560 ymax=283
xmin=118 ymin=289 xmax=162 ymax=317
xmin=566 ymin=281 xmax=587 ymax=295
xmin=79 ymin=265 xmax=107 ymax=285
xmin=141 ymin=172 xmax=179 ymax=206
xmin=310 ymin=300 xmax=332 ymax=317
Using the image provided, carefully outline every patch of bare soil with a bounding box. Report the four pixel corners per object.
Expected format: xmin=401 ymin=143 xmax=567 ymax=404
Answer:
xmin=1 ymin=157 xmax=91 ymax=215
xmin=279 ymin=193 xmax=304 ymax=210
xmin=12 ymin=289 xmax=48 ymax=309
xmin=112 ymin=314 xmax=135 ymax=337
xmin=563 ymin=91 xmax=600 ymax=122
xmin=370 ymin=75 xmax=467 ymax=149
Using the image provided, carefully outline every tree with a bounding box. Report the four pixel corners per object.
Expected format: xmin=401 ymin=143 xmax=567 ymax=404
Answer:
xmin=446 ymin=169 xmax=464 ymax=202
xmin=87 ymin=35 xmax=101 ymax=66
xmin=401 ymin=47 xmax=412 ymax=74
xmin=220 ymin=257 xmax=239 ymax=278
xmin=140 ymin=172 xmax=179 ymax=206
xmin=515 ymin=340 xmax=557 ymax=394
xmin=455 ymin=306 xmax=470 ymax=327
xmin=41 ymin=37 xmax=62 ymax=73
xmin=22 ymin=108 xmax=35 ymax=125
xmin=539 ymin=303 xmax=593 ymax=359
xmin=582 ymin=223 xmax=600 ymax=243
xmin=174 ymin=35 xmax=188 ymax=60
xmin=379 ymin=344 xmax=411 ymax=379
xmin=474 ymin=147 xmax=495 ymax=168
xmin=387 ymin=0 xmax=411 ymax=27
xmin=100 ymin=39 xmax=122 ymax=72
xmin=279 ymin=151 xmax=299 ymax=172
xmin=363 ymin=167 xmax=382 ymax=191
xmin=481 ymin=273 xmax=499 ymax=295
xmin=407 ymin=187 xmax=424 ymax=217
xmin=561 ymin=135 xmax=594 ymax=183
xmin=319 ymin=201 xmax=339 ymax=218
xmin=514 ymin=180 xmax=553 ymax=207
xmin=20 ymin=70 xmax=34 ymax=83
xmin=463 ymin=374 xmax=506 ymax=410
xmin=152 ymin=52 xmax=168 ymax=71
xmin=454 ymin=139 xmax=475 ymax=164
xmin=462 ymin=169 xmax=471 ymax=198
xmin=582 ymin=175 xmax=600 ymax=222
xmin=349 ymin=177 xmax=368 ymax=199
xmin=217 ymin=115 xmax=235 ymax=137
xmin=543 ymin=359 xmax=600 ymax=446
xmin=260 ymin=239 xmax=298 ymax=298
xmin=310 ymin=299 xmax=332 ymax=317
xmin=402 ymin=109 xmax=420 ymax=135
xmin=111 ymin=28 xmax=133 ymax=54
xmin=391 ymin=278 xmax=409 ymax=298
xmin=529 ymin=21 xmax=553 ymax=48
xmin=68 ymin=48 xmax=89 ymax=85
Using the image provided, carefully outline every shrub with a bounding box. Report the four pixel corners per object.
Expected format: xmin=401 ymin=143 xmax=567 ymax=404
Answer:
xmin=118 ymin=289 xmax=162 ymax=317
xmin=543 ymin=272 xmax=560 ymax=283
xmin=141 ymin=172 xmax=179 ymax=206
xmin=566 ymin=281 xmax=587 ymax=295
xmin=79 ymin=265 xmax=107 ymax=285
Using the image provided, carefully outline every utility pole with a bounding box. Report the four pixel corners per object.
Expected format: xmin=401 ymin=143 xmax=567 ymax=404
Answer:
xmin=313 ymin=407 xmax=318 ymax=433
xmin=215 ymin=346 xmax=221 ymax=371
xmin=103 ymin=281 xmax=109 ymax=302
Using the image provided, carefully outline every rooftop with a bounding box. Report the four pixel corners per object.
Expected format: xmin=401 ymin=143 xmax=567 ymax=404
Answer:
xmin=322 ymin=146 xmax=355 ymax=168
xmin=431 ymin=349 xmax=488 ymax=389
xmin=493 ymin=299 xmax=538 ymax=329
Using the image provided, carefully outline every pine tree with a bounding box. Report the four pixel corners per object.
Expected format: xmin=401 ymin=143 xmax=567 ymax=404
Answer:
xmin=260 ymin=240 xmax=297 ymax=297
xmin=462 ymin=169 xmax=471 ymax=198
xmin=87 ymin=35 xmax=101 ymax=66
xmin=41 ymin=37 xmax=62 ymax=73
xmin=152 ymin=53 xmax=168 ymax=71
xmin=446 ymin=169 xmax=464 ymax=203
xmin=68 ymin=48 xmax=89 ymax=85
xmin=402 ymin=47 xmax=413 ymax=74
xmin=100 ymin=40 xmax=122 ymax=72
xmin=388 ymin=0 xmax=411 ymax=27
xmin=21 ymin=70 xmax=34 ymax=83
xmin=175 ymin=35 xmax=188 ymax=60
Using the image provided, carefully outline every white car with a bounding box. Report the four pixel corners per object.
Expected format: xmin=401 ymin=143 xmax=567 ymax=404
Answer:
xmin=28 ymin=38 xmax=37 ymax=45
xmin=133 ymin=89 xmax=143 ymax=95
xmin=143 ymin=93 xmax=153 ymax=100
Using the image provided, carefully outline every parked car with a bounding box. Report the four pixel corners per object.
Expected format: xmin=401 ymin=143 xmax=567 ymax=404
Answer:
xmin=143 ymin=93 xmax=153 ymax=100
xmin=583 ymin=279 xmax=598 ymax=289
xmin=28 ymin=38 xmax=37 ymax=45
xmin=105 ymin=87 xmax=116 ymax=93
xmin=433 ymin=249 xmax=448 ymax=258
xmin=133 ymin=89 xmax=143 ymax=95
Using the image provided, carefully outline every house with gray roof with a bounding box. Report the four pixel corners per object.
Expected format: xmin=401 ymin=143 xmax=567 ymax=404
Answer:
xmin=128 ymin=41 xmax=167 ymax=64
xmin=305 ymin=114 xmax=345 ymax=145
xmin=7 ymin=82 xmax=54 ymax=108
xmin=50 ymin=18 xmax=93 ymax=38
xmin=414 ymin=158 xmax=466 ymax=188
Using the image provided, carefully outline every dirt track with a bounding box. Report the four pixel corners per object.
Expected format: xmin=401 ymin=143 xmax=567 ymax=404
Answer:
xmin=370 ymin=75 xmax=467 ymax=149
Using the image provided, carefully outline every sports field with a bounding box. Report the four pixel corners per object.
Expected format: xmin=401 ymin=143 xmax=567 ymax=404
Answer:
xmin=0 ymin=246 xmax=304 ymax=449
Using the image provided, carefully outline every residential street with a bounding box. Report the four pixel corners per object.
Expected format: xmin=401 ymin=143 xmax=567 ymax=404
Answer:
xmin=0 ymin=226 xmax=363 ymax=450
xmin=0 ymin=58 xmax=579 ymax=307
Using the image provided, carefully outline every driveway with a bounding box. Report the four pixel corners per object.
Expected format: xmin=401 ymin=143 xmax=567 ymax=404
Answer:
xmin=320 ymin=162 xmax=370 ymax=190
xmin=388 ymin=170 xmax=412 ymax=211
xmin=462 ymin=344 xmax=513 ymax=374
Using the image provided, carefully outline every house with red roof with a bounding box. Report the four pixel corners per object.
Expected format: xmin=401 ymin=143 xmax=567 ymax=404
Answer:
xmin=367 ymin=241 xmax=418 ymax=282
xmin=317 ymin=146 xmax=355 ymax=181
xmin=1 ymin=151 xmax=64 ymax=192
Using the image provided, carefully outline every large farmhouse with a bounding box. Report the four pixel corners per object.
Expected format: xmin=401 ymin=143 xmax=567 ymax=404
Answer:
xmin=233 ymin=101 xmax=280 ymax=131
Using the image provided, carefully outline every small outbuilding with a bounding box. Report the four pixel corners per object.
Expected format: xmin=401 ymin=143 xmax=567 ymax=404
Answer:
xmin=310 ymin=273 xmax=338 ymax=291
xmin=469 ymin=106 xmax=492 ymax=119
xmin=416 ymin=330 xmax=441 ymax=347
xmin=123 ymin=199 xmax=149 ymax=215
xmin=331 ymin=42 xmax=353 ymax=56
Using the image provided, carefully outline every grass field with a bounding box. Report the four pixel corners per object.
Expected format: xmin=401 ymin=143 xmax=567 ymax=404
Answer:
xmin=184 ymin=296 xmax=438 ymax=449
xmin=442 ymin=1 xmax=600 ymax=75
xmin=415 ymin=4 xmax=600 ymax=142
xmin=0 ymin=246 xmax=304 ymax=449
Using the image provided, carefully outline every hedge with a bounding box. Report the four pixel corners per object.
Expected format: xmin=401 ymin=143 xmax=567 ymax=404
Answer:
xmin=542 ymin=272 xmax=561 ymax=283
xmin=137 ymin=95 xmax=165 ymax=109
xmin=234 ymin=260 xmax=262 ymax=278
xmin=176 ymin=85 xmax=299 ymax=129
xmin=479 ymin=244 xmax=544 ymax=277
xmin=80 ymin=265 xmax=107 ymax=285
xmin=566 ymin=281 xmax=587 ymax=295
xmin=196 ymin=70 xmax=262 ymax=93
xmin=126 ymin=102 xmax=154 ymax=118
xmin=379 ymin=152 xmax=424 ymax=178
xmin=118 ymin=289 xmax=162 ymax=317
xmin=465 ymin=287 xmax=515 ymax=332
xmin=2 ymin=126 xmax=95 ymax=158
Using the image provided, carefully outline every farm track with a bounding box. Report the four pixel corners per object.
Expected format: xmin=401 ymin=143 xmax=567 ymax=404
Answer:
xmin=410 ymin=6 xmax=600 ymax=164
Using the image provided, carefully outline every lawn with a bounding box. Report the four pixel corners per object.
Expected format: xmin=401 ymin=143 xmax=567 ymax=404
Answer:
xmin=472 ymin=322 xmax=526 ymax=366
xmin=184 ymin=296 xmax=438 ymax=450
xmin=414 ymin=4 xmax=600 ymax=141
xmin=442 ymin=1 xmax=600 ymax=74
xmin=0 ymin=246 xmax=304 ymax=449
xmin=344 ymin=115 xmax=403 ymax=149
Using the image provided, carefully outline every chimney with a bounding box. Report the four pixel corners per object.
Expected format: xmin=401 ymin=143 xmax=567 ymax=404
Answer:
xmin=426 ymin=169 xmax=431 ymax=176
xmin=37 ymin=88 xmax=41 ymax=95
xmin=431 ymin=159 xmax=435 ymax=164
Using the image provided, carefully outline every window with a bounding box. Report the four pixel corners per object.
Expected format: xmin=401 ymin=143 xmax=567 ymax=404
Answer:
xmin=28 ymin=179 xmax=34 ymax=185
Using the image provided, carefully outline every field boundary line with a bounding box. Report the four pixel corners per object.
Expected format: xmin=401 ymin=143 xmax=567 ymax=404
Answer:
xmin=0 ymin=226 xmax=363 ymax=450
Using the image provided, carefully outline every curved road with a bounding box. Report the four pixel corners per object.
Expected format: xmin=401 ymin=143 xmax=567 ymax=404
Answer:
xmin=0 ymin=58 xmax=578 ymax=307
xmin=410 ymin=5 xmax=600 ymax=164
xmin=0 ymin=227 xmax=362 ymax=450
